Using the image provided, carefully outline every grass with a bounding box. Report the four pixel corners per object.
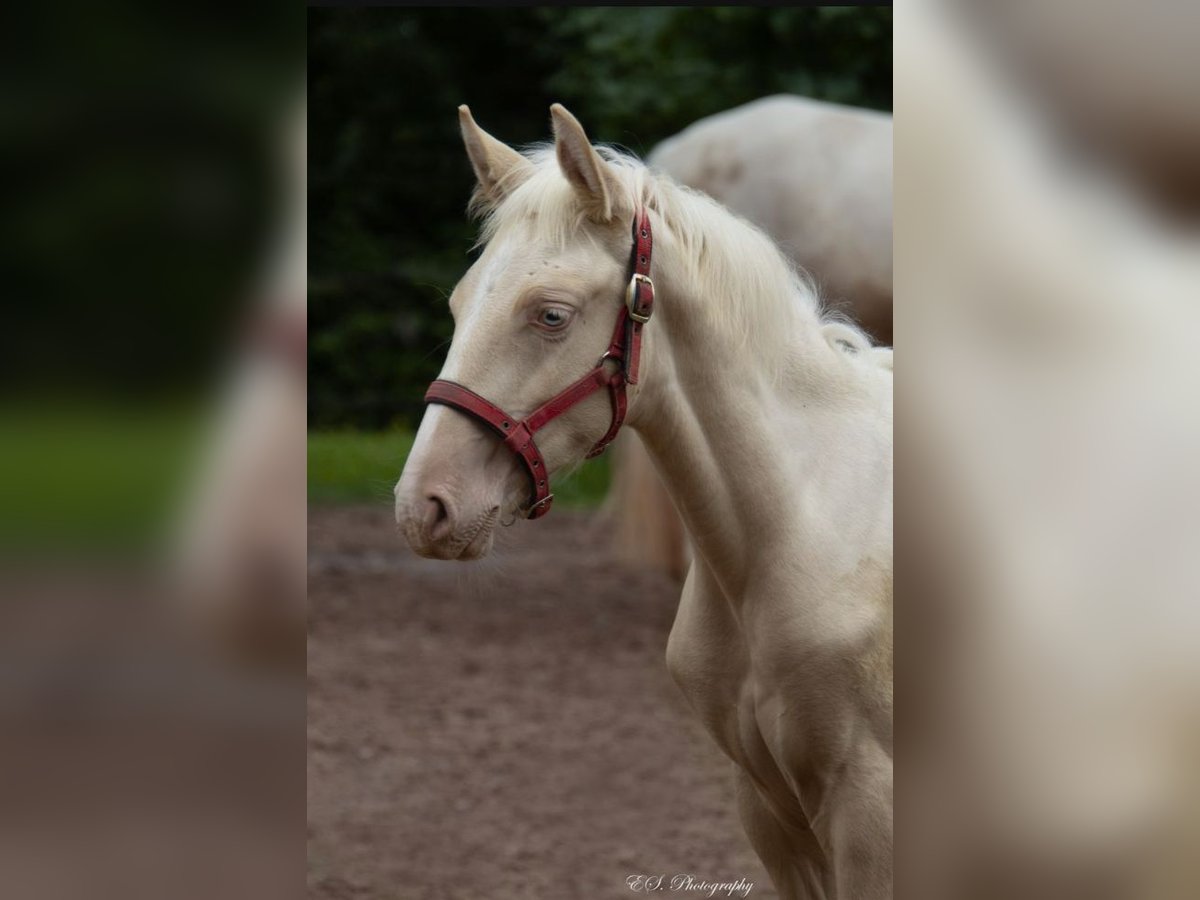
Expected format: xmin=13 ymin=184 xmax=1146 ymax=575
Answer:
xmin=307 ymin=429 xmax=416 ymax=505
xmin=0 ymin=407 xmax=610 ymax=556
xmin=0 ymin=403 xmax=206 ymax=554
xmin=0 ymin=410 xmax=429 ymax=553
xmin=307 ymin=428 xmax=612 ymax=508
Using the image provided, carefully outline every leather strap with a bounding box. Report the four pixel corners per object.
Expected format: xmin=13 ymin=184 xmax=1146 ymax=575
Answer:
xmin=425 ymin=208 xmax=654 ymax=519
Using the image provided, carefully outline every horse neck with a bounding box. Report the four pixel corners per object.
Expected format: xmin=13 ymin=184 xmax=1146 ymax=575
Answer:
xmin=628 ymin=221 xmax=882 ymax=602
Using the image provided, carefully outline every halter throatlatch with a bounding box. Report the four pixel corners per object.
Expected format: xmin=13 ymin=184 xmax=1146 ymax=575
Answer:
xmin=424 ymin=208 xmax=655 ymax=520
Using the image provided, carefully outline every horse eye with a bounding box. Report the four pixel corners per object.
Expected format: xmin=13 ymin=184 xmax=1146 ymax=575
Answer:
xmin=535 ymin=306 xmax=572 ymax=330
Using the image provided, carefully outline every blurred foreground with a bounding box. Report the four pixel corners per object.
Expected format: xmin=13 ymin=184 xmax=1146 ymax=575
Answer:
xmin=0 ymin=7 xmax=303 ymax=899
xmin=900 ymin=2 xmax=1200 ymax=898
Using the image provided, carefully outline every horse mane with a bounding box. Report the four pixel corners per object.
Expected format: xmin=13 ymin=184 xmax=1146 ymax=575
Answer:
xmin=471 ymin=143 xmax=888 ymax=371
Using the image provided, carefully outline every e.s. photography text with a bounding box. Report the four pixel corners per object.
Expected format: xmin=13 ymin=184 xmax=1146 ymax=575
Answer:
xmin=626 ymin=873 xmax=754 ymax=898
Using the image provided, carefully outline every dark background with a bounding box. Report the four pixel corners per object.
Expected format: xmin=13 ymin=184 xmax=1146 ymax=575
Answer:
xmin=308 ymin=6 xmax=892 ymax=430
xmin=0 ymin=3 xmax=300 ymax=404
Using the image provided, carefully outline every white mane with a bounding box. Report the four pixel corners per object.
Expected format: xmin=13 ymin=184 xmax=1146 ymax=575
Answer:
xmin=472 ymin=143 xmax=888 ymax=369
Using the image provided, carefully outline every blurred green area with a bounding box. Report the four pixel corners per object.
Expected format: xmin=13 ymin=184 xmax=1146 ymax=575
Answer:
xmin=309 ymin=6 xmax=891 ymax=431
xmin=308 ymin=429 xmax=611 ymax=508
xmin=0 ymin=404 xmax=205 ymax=555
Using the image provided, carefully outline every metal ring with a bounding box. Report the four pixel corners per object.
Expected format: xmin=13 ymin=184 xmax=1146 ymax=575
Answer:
xmin=524 ymin=494 xmax=555 ymax=518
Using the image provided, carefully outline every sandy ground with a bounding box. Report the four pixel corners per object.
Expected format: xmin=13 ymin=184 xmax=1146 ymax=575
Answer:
xmin=307 ymin=505 xmax=774 ymax=900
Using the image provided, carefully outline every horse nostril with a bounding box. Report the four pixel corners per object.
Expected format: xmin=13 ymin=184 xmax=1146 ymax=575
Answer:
xmin=424 ymin=494 xmax=453 ymax=541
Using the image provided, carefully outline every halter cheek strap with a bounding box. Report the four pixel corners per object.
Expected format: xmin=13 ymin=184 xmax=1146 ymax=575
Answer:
xmin=424 ymin=208 xmax=655 ymax=519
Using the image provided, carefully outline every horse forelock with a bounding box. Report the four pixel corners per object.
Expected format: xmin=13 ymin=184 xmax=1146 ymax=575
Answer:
xmin=469 ymin=142 xmax=886 ymax=370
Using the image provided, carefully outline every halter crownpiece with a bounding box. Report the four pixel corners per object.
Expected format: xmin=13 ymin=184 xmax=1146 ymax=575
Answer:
xmin=424 ymin=208 xmax=655 ymax=520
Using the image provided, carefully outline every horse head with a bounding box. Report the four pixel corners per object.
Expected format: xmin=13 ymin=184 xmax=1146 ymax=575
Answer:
xmin=395 ymin=105 xmax=652 ymax=559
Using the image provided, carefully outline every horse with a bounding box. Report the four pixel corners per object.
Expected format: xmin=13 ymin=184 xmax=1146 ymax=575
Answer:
xmin=612 ymin=95 xmax=893 ymax=581
xmin=393 ymin=104 xmax=893 ymax=899
xmin=650 ymin=95 xmax=893 ymax=345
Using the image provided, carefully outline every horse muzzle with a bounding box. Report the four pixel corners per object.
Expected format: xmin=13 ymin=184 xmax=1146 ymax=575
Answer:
xmin=394 ymin=405 xmax=522 ymax=560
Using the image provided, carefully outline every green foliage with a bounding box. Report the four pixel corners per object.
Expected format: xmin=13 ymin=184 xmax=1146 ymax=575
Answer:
xmin=3 ymin=5 xmax=301 ymax=403
xmin=538 ymin=7 xmax=891 ymax=149
xmin=308 ymin=7 xmax=891 ymax=429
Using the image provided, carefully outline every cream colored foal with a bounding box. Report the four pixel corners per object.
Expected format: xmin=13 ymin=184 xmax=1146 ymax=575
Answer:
xmin=395 ymin=104 xmax=893 ymax=900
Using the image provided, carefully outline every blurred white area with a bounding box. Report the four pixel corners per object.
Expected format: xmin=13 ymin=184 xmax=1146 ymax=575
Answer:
xmin=899 ymin=2 xmax=1200 ymax=898
xmin=169 ymin=92 xmax=307 ymax=670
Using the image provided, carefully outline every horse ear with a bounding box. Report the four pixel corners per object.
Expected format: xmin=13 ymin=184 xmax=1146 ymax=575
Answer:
xmin=550 ymin=104 xmax=622 ymax=222
xmin=458 ymin=105 xmax=532 ymax=210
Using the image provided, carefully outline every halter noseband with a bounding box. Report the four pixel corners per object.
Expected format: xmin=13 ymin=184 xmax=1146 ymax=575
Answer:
xmin=424 ymin=209 xmax=655 ymax=520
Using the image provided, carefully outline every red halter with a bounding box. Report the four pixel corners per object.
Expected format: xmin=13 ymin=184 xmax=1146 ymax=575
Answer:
xmin=424 ymin=209 xmax=655 ymax=520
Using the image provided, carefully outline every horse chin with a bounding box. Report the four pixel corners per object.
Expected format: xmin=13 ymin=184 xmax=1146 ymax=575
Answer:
xmin=455 ymin=519 xmax=496 ymax=560
xmin=451 ymin=505 xmax=499 ymax=560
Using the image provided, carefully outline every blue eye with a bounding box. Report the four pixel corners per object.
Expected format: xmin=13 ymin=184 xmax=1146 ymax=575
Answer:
xmin=535 ymin=306 xmax=572 ymax=329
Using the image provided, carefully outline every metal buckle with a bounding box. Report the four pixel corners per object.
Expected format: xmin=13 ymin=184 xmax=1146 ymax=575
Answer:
xmin=625 ymin=273 xmax=653 ymax=323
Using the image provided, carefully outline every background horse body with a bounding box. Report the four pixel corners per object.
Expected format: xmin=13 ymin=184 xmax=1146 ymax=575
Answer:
xmin=394 ymin=105 xmax=893 ymax=899
xmin=613 ymin=95 xmax=893 ymax=580
xmin=649 ymin=95 xmax=893 ymax=344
